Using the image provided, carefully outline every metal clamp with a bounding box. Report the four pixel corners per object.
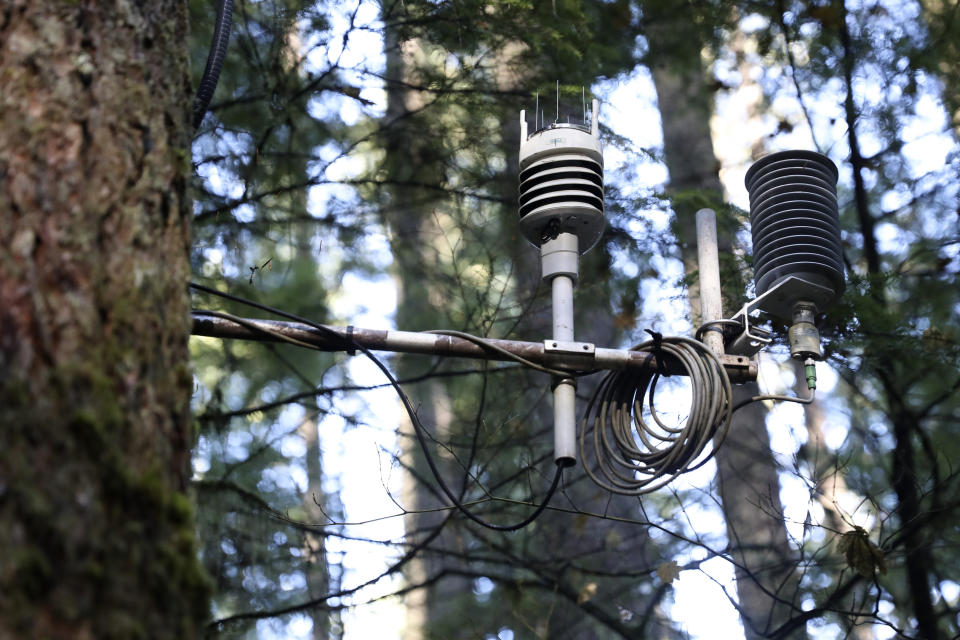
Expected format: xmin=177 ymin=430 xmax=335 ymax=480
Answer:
xmin=724 ymin=310 xmax=773 ymax=357
xmin=543 ymin=339 xmax=596 ymax=370
xmin=722 ymin=276 xmax=832 ymax=357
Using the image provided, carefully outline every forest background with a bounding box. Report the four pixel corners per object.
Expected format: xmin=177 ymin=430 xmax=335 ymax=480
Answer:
xmin=2 ymin=0 xmax=959 ymax=638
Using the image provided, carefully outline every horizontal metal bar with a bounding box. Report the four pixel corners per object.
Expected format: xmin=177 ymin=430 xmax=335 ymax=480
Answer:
xmin=190 ymin=313 xmax=757 ymax=382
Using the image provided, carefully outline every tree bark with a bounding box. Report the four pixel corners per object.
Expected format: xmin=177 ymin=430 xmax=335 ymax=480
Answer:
xmin=0 ymin=1 xmax=208 ymax=637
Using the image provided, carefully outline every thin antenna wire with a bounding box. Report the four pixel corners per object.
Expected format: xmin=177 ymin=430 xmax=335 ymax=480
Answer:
xmin=555 ymin=80 xmax=559 ymax=123
xmin=535 ymin=92 xmax=539 ymax=130
xmin=582 ymin=86 xmax=586 ymax=125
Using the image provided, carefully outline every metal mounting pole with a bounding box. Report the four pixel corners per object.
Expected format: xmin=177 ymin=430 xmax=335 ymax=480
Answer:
xmin=190 ymin=312 xmax=757 ymax=380
xmin=550 ymin=272 xmax=577 ymax=467
xmin=541 ymin=232 xmax=579 ymax=466
xmin=696 ymin=208 xmax=725 ymax=357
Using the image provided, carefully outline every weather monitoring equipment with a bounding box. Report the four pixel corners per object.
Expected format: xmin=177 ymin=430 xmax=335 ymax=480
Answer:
xmin=191 ymin=92 xmax=847 ymax=512
xmin=518 ymin=96 xmax=604 ymax=252
xmin=518 ymin=93 xmax=604 ymax=467
xmin=722 ymin=150 xmax=845 ymax=388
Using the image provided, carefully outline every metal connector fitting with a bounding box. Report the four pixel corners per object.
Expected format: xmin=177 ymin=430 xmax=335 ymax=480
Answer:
xmin=541 ymin=232 xmax=579 ymax=283
xmin=803 ymin=357 xmax=817 ymax=390
xmin=789 ymin=302 xmax=822 ymax=360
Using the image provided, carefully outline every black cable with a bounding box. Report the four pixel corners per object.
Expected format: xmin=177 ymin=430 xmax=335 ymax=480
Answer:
xmin=694 ymin=318 xmax=743 ymax=342
xmin=189 ymin=282 xmax=563 ymax=531
xmin=731 ymin=388 xmax=815 ymax=413
xmin=644 ymin=328 xmax=669 ymax=377
xmin=192 ymin=0 xmax=234 ymax=130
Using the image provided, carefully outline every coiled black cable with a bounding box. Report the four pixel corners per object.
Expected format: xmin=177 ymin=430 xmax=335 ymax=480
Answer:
xmin=192 ymin=0 xmax=234 ymax=129
xmin=189 ymin=283 xmax=563 ymax=531
xmin=579 ymin=335 xmax=733 ymax=496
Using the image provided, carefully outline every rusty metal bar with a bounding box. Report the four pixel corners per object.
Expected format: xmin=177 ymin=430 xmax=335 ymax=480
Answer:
xmin=191 ymin=312 xmax=757 ymax=382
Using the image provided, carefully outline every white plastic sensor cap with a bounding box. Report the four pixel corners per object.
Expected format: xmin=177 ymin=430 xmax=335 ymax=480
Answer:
xmin=518 ymin=99 xmax=604 ymax=252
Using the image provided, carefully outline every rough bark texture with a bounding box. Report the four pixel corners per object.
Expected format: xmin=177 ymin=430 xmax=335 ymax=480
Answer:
xmin=0 ymin=1 xmax=209 ymax=637
xmin=646 ymin=19 xmax=805 ymax=640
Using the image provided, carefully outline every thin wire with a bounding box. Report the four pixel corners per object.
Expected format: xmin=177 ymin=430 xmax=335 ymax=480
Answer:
xmin=192 ymin=284 xmax=812 ymax=505
xmin=732 ymin=388 xmax=815 ymax=413
xmin=189 ymin=282 xmax=563 ymax=531
xmin=694 ymin=318 xmax=743 ymax=342
xmin=427 ymin=329 xmax=588 ymax=377
xmin=535 ymin=92 xmax=539 ymax=131
xmin=582 ymin=86 xmax=586 ymax=124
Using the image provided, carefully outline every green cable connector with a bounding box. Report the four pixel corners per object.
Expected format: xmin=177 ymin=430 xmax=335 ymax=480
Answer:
xmin=804 ymin=358 xmax=817 ymax=390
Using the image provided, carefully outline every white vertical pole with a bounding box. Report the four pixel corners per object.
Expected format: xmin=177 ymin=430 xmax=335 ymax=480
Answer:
xmin=696 ymin=208 xmax=725 ymax=357
xmin=541 ymin=232 xmax=579 ymax=466
xmin=552 ymin=274 xmax=575 ymax=342
xmin=551 ymin=273 xmax=576 ymax=466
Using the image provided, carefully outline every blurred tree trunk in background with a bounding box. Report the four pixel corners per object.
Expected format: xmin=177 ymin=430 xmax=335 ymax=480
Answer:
xmin=300 ymin=415 xmax=334 ymax=640
xmin=0 ymin=1 xmax=209 ymax=637
xmin=381 ymin=14 xmax=467 ymax=638
xmin=498 ymin=64 xmax=673 ymax=640
xmin=381 ymin=5 xmax=663 ymax=633
xmin=285 ymin=21 xmax=335 ymax=636
xmin=645 ymin=11 xmax=806 ymax=639
xmin=918 ymin=0 xmax=960 ymax=135
xmin=187 ymin=0 xmax=345 ymax=631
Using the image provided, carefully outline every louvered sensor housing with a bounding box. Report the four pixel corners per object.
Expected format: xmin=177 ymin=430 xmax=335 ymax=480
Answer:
xmin=518 ymin=99 xmax=604 ymax=252
xmin=745 ymin=150 xmax=846 ymax=366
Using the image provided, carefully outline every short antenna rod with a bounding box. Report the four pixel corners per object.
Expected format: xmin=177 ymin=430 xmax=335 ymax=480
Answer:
xmin=535 ymin=92 xmax=539 ymax=130
xmin=582 ymin=86 xmax=586 ymax=125
xmin=555 ymin=80 xmax=559 ymax=124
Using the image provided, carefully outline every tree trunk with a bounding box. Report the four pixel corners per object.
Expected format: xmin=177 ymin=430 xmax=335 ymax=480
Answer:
xmin=0 ymin=1 xmax=209 ymax=638
xmin=918 ymin=0 xmax=960 ymax=136
xmin=300 ymin=415 xmax=334 ymax=639
xmin=646 ymin=18 xmax=805 ymax=640
xmin=380 ymin=18 xmax=468 ymax=639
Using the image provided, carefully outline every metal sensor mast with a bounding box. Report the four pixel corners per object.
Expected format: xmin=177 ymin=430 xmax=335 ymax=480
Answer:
xmin=518 ymin=93 xmax=604 ymax=466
